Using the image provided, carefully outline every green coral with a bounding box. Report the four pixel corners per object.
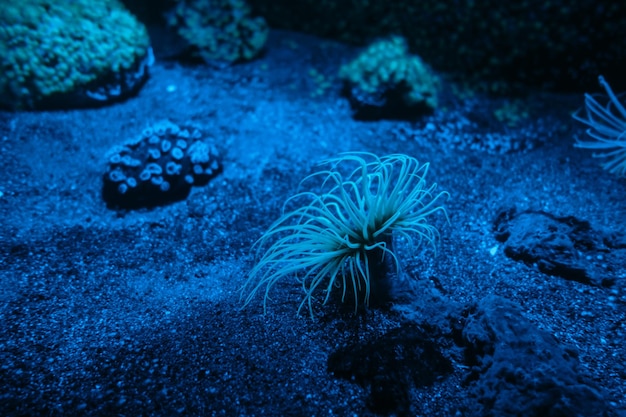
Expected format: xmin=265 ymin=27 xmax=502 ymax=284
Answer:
xmin=339 ymin=36 xmax=439 ymax=111
xmin=0 ymin=0 xmax=150 ymax=110
xmin=167 ymin=0 xmax=268 ymax=64
xmin=493 ymin=100 xmax=530 ymax=127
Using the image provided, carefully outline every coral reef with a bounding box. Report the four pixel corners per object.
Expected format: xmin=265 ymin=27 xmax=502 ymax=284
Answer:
xmin=248 ymin=0 xmax=626 ymax=91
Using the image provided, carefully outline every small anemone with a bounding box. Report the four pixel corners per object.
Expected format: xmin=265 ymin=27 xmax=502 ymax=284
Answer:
xmin=573 ymin=75 xmax=626 ymax=176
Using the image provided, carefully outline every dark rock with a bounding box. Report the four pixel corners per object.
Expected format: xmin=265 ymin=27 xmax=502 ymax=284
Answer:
xmin=461 ymin=295 xmax=608 ymax=417
xmin=493 ymin=207 xmax=619 ymax=286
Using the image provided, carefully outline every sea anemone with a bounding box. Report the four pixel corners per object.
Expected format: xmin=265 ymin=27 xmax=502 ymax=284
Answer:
xmin=241 ymin=152 xmax=448 ymax=317
xmin=573 ymin=75 xmax=626 ymax=176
